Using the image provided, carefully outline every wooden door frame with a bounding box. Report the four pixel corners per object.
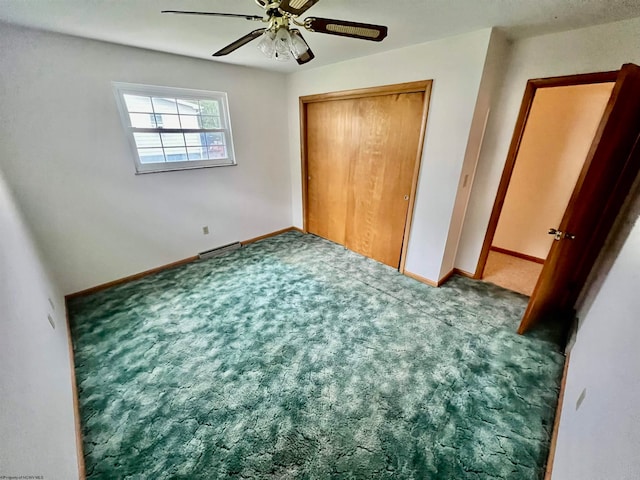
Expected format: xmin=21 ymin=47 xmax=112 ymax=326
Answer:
xmin=473 ymin=70 xmax=619 ymax=279
xmin=518 ymin=63 xmax=640 ymax=333
xmin=299 ymin=80 xmax=433 ymax=273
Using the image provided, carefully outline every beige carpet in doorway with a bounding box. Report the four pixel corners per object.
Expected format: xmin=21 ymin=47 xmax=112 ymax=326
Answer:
xmin=483 ymin=251 xmax=543 ymax=296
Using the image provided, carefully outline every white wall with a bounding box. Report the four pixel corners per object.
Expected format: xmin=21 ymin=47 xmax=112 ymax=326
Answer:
xmin=551 ymin=178 xmax=640 ymax=480
xmin=0 ymin=23 xmax=292 ymax=294
xmin=445 ymin=17 xmax=640 ymax=477
xmin=287 ymin=28 xmax=493 ymax=282
xmin=456 ymin=16 xmax=640 ymax=273
xmin=439 ymin=29 xmax=510 ymax=278
xmin=0 ymin=166 xmax=79 ymax=479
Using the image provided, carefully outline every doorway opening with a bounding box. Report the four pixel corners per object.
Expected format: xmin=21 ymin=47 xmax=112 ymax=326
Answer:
xmin=475 ymin=65 xmax=640 ymax=334
xmin=482 ymin=81 xmax=615 ymax=296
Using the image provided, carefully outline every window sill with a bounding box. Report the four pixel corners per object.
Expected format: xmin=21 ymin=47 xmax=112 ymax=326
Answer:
xmin=134 ymin=162 xmax=237 ymax=175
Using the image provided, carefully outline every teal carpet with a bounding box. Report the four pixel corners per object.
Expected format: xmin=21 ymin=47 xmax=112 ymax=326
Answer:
xmin=69 ymin=232 xmax=564 ymax=479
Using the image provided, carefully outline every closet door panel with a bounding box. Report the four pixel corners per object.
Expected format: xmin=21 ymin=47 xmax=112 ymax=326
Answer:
xmin=306 ymin=99 xmax=359 ymax=245
xmin=305 ymin=90 xmax=424 ymax=268
xmin=345 ymin=92 xmax=424 ymax=267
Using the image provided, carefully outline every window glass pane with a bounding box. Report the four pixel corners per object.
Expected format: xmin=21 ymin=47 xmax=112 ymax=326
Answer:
xmin=177 ymin=99 xmax=200 ymax=115
xmin=133 ymin=133 xmax=162 ymax=148
xmin=124 ymin=94 xmax=153 ymax=113
xmin=160 ymin=133 xmax=185 ymax=148
xmin=138 ymin=148 xmax=165 ymax=164
xmin=205 ymin=132 xmax=225 ymax=146
xmin=158 ymin=114 xmax=181 ymax=129
xmin=164 ymin=147 xmax=188 ymax=162
xmin=199 ymin=99 xmax=220 ymax=116
xmin=152 ymin=114 xmax=164 ymax=128
xmin=129 ymin=113 xmax=156 ymax=128
xmin=201 ymin=116 xmax=222 ymax=129
xmin=152 ymin=97 xmax=178 ymax=114
xmin=184 ymin=133 xmax=205 ymax=147
xmin=187 ymin=147 xmax=206 ymax=161
xmin=179 ymin=115 xmax=201 ymax=129
xmin=207 ymin=144 xmax=228 ymax=160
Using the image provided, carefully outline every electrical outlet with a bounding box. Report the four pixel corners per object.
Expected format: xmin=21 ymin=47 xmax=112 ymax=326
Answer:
xmin=47 ymin=314 xmax=56 ymax=330
xmin=202 ymin=226 xmax=210 ymax=235
xmin=48 ymin=297 xmax=55 ymax=310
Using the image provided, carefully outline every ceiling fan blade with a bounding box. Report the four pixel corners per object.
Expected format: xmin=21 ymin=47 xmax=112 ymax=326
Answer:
xmin=290 ymin=30 xmax=315 ymax=65
xmin=213 ymin=29 xmax=267 ymax=56
xmin=278 ymin=0 xmax=320 ymax=16
xmin=305 ymin=17 xmax=388 ymax=42
xmin=161 ymin=10 xmax=264 ymax=22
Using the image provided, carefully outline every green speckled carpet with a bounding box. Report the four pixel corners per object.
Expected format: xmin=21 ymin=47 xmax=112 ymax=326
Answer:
xmin=69 ymin=232 xmax=564 ymax=479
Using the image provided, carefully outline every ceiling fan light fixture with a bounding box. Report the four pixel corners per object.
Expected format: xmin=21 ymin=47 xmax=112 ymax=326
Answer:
xmin=289 ymin=29 xmax=315 ymax=65
xmin=289 ymin=29 xmax=309 ymax=57
xmin=257 ymin=30 xmax=276 ymax=58
xmin=274 ymin=27 xmax=292 ymax=61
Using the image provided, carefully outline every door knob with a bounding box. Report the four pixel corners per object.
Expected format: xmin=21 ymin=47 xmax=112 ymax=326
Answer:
xmin=404 ymin=195 xmax=409 ymax=201
xmin=548 ymin=228 xmax=563 ymax=241
xmin=548 ymin=228 xmax=576 ymax=241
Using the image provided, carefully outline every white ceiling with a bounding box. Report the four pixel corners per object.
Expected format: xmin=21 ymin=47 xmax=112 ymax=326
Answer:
xmin=1 ymin=0 xmax=639 ymax=73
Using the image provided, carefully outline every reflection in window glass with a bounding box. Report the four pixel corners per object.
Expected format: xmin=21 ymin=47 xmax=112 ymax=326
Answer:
xmin=123 ymin=94 xmax=153 ymax=113
xmin=160 ymin=133 xmax=186 ymax=148
xmin=138 ymin=148 xmax=165 ymax=164
xmin=152 ymin=97 xmax=178 ymax=114
xmin=133 ymin=132 xmax=162 ymax=148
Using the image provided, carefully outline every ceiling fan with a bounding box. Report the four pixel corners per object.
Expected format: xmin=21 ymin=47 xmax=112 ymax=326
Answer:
xmin=162 ymin=0 xmax=388 ymax=65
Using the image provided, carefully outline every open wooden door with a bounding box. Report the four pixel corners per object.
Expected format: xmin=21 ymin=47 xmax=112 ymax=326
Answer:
xmin=519 ymin=63 xmax=640 ymax=334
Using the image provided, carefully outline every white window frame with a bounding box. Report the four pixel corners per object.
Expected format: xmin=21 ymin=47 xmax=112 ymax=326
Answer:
xmin=112 ymin=82 xmax=237 ymax=174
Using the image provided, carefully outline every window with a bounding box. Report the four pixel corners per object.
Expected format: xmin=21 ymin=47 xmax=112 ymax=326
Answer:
xmin=112 ymin=82 xmax=236 ymax=174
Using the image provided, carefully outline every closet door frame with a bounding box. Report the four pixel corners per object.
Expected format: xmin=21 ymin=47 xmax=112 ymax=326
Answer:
xmin=300 ymin=80 xmax=432 ymax=273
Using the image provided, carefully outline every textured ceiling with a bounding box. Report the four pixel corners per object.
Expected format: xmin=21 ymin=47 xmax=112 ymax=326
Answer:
xmin=1 ymin=0 xmax=639 ymax=73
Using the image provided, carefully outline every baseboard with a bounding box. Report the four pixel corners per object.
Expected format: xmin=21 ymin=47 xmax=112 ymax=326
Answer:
xmin=544 ymin=352 xmax=571 ymax=480
xmin=241 ymin=226 xmax=303 ymax=246
xmin=403 ymin=270 xmax=438 ymax=286
xmin=452 ymin=268 xmax=475 ymax=279
xmin=64 ymin=299 xmax=86 ymax=480
xmin=490 ymin=246 xmax=545 ymax=264
xmin=438 ymin=269 xmax=456 ymax=285
xmin=66 ymin=227 xmax=305 ymax=299
xmin=65 ymin=256 xmax=199 ymax=299
xmin=404 ymin=269 xmax=455 ymax=287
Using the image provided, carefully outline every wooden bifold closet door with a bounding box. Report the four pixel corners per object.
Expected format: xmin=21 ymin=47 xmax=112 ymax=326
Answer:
xmin=305 ymin=87 xmax=427 ymax=268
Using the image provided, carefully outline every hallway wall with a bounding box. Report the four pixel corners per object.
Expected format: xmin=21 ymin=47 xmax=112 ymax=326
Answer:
xmin=493 ymin=83 xmax=614 ymax=260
